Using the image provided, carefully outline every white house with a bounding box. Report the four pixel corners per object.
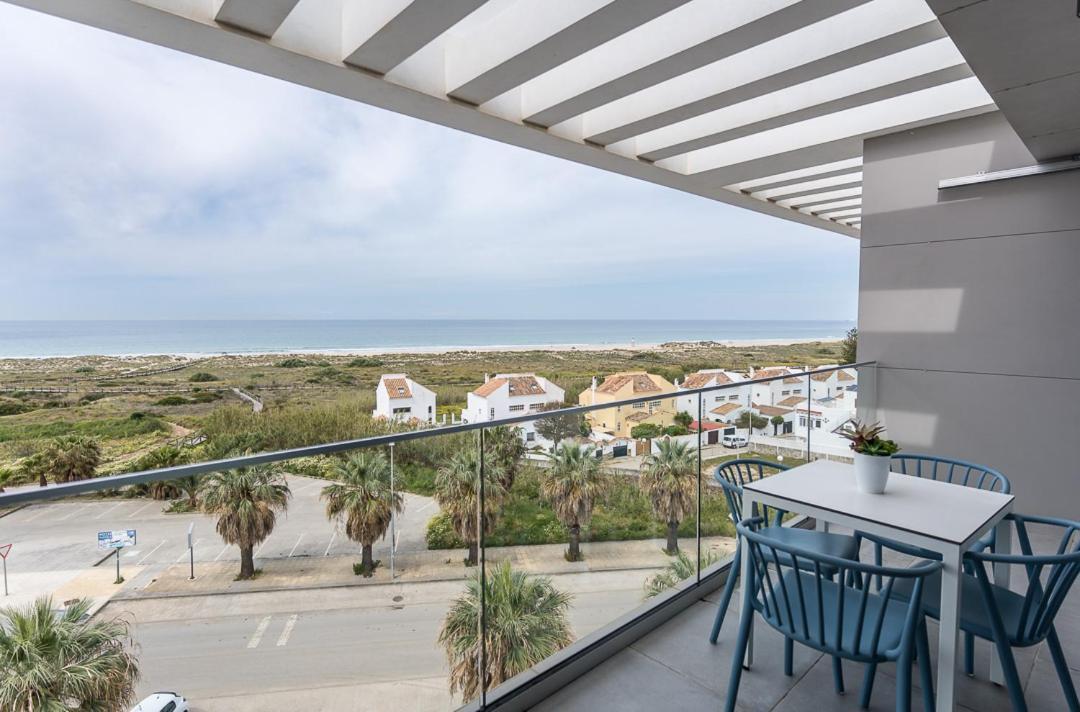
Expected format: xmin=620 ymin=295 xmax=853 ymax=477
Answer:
xmin=373 ymin=374 xmax=436 ymax=424
xmin=464 ymin=373 xmax=565 ymax=444
xmin=675 ymin=370 xmax=748 ymax=418
xmin=748 ymin=367 xmax=809 ymax=406
xmin=809 ymin=368 xmax=857 ymax=400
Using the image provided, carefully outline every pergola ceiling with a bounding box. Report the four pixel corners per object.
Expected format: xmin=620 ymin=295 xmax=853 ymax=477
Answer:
xmin=5 ymin=0 xmax=1000 ymax=238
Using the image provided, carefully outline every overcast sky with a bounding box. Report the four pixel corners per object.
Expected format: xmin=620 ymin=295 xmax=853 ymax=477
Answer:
xmin=0 ymin=4 xmax=858 ymax=321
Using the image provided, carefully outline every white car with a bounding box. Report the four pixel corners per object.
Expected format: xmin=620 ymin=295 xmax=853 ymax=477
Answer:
xmin=130 ymin=692 xmax=189 ymax=712
xmin=722 ymin=434 xmax=748 ymax=449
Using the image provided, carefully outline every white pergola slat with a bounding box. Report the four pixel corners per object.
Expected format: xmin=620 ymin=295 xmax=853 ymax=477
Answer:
xmin=2 ymin=0 xmax=1002 ymax=238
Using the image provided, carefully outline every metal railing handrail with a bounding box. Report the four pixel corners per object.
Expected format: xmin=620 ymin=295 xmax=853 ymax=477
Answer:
xmin=0 ymin=361 xmax=874 ymax=507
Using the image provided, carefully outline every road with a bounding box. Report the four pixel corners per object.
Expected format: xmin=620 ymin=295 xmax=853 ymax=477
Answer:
xmin=0 ymin=474 xmax=434 ymax=607
xmin=109 ymin=569 xmax=651 ymax=710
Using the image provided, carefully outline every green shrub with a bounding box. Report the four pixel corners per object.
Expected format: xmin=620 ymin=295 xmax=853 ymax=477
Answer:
xmin=74 ymin=366 xmax=96 ymax=373
xmin=347 ymin=356 xmax=384 ymax=368
xmin=0 ymin=415 xmax=167 ymax=443
xmin=41 ymin=401 xmax=69 ymax=410
xmin=630 ymin=423 xmax=662 ymax=439
xmin=426 ymin=512 xmax=465 ymax=549
xmin=276 ymin=358 xmax=310 ymax=368
xmin=78 ymin=393 xmax=107 ymax=404
xmin=0 ymin=399 xmax=31 ymax=416
xmin=189 ymin=391 xmax=222 ymax=403
xmin=155 ymin=396 xmax=190 ymax=406
xmin=305 ymin=367 xmax=355 ymax=386
xmin=188 ymin=372 xmax=219 ymax=382
xmin=662 ymin=425 xmax=689 ymax=437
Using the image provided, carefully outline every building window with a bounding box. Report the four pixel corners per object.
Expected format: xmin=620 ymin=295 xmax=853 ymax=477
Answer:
xmin=509 ymin=404 xmax=525 ymax=412
xmin=649 ymin=400 xmax=661 ymax=408
xmin=526 ymin=432 xmax=535 ymax=442
xmin=393 ymin=407 xmax=411 ymax=415
xmin=729 ymin=395 xmax=738 ymax=401
xmin=490 ymin=408 xmax=495 ymax=420
xmin=793 ymin=389 xmax=802 ymax=394
xmin=714 ymin=396 xmax=723 ymax=402
xmin=633 ymin=402 xmax=645 ymax=409
xmin=814 ymin=420 xmax=822 ymax=429
xmin=529 ymin=403 xmax=542 ymax=411
xmin=799 ymin=417 xmax=807 ymax=427
xmin=781 ymin=390 xmax=790 ymax=396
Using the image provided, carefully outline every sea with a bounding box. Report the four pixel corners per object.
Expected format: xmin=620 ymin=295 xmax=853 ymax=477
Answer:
xmin=0 ymin=320 xmax=855 ymax=358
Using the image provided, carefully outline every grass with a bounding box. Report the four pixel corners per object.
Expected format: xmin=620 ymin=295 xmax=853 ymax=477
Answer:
xmin=0 ymin=415 xmax=168 ymax=443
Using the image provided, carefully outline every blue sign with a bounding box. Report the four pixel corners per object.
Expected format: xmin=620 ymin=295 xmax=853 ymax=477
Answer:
xmin=97 ymin=530 xmax=137 ymax=550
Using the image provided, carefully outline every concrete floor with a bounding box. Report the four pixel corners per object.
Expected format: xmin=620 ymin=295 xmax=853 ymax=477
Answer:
xmin=534 ymin=529 xmax=1080 ymax=712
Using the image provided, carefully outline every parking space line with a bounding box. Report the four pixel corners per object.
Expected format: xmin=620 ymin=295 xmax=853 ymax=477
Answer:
xmin=22 ymin=507 xmax=49 ymax=522
xmin=176 ymin=539 xmax=201 ymax=563
xmin=247 ymin=616 xmax=272 ymax=649
xmin=129 ymin=502 xmax=154 ymax=518
xmin=288 ymin=533 xmax=305 ymax=558
xmin=93 ymin=502 xmax=123 ymax=521
xmin=214 ymin=544 xmax=230 ymax=561
xmin=254 ymin=535 xmax=272 ymax=557
xmin=276 ymin=614 xmax=298 ymax=647
xmin=324 ymin=532 xmax=336 ymax=556
xmin=55 ymin=505 xmax=87 ymax=522
xmin=135 ymin=539 xmax=167 ymax=566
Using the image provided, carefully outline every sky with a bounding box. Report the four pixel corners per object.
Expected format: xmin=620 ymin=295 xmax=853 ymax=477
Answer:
xmin=0 ymin=4 xmax=859 ymax=322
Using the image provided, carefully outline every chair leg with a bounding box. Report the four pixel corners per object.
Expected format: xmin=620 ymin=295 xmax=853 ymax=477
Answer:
xmin=917 ymin=620 xmax=935 ymax=712
xmin=1047 ymin=627 xmax=1080 ymax=712
xmin=874 ymin=542 xmax=883 ymax=591
xmin=724 ymin=602 xmax=755 ymax=712
xmin=710 ymin=548 xmax=740 ymax=644
xmin=859 ymin=663 xmax=877 ymax=709
xmin=988 ymin=633 xmax=1028 ymax=712
xmin=832 ymin=655 xmax=846 ymax=695
xmin=964 ymin=632 xmax=975 ymax=677
xmin=896 ymin=649 xmax=913 ymax=712
xmin=784 ymin=637 xmax=793 ymax=677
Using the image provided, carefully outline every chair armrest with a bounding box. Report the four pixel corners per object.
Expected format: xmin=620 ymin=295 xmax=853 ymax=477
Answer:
xmin=854 ymin=529 xmax=943 ymax=561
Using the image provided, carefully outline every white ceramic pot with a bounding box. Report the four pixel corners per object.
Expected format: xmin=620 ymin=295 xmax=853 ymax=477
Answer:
xmin=854 ymin=452 xmax=891 ymax=494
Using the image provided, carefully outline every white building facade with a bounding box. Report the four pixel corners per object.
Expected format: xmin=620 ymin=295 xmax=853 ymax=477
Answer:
xmin=464 ymin=374 xmax=565 ymax=444
xmin=373 ymin=374 xmax=437 ymax=424
xmin=675 ymin=370 xmax=748 ymax=419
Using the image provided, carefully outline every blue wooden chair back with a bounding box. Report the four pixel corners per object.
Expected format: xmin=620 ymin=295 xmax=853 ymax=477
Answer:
xmin=737 ymin=516 xmax=940 ymax=663
xmin=967 ymin=513 xmax=1080 ymax=646
xmin=890 ymin=454 xmax=1010 ymax=494
xmin=715 ymin=459 xmax=789 ymax=526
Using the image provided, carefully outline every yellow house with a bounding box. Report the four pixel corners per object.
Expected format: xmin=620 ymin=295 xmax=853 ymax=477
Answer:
xmin=578 ymin=371 xmax=677 ymax=438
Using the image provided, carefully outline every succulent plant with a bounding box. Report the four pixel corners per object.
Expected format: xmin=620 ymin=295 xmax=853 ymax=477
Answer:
xmin=839 ymin=420 xmax=899 ymax=457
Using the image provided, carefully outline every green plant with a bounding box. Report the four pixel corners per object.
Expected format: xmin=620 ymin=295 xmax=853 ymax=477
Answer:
xmin=662 ymin=425 xmax=689 ymax=437
xmin=188 ymin=372 xmax=220 ymax=382
xmin=839 ymin=420 xmax=899 ymax=456
xmin=840 ymin=327 xmax=858 ymax=365
xmin=275 ymin=358 xmax=311 ymax=368
xmin=78 ymin=392 xmax=107 ymax=404
xmin=640 ymin=438 xmax=697 ymax=555
xmin=425 ymin=512 xmax=465 ymax=549
xmin=189 ymin=391 xmax=222 ymax=403
xmin=434 ymin=448 xmax=506 ymax=566
xmin=74 ymin=366 xmax=96 ymax=373
xmin=321 ymin=453 xmax=403 ymax=576
xmin=541 ymin=443 xmax=609 ymax=561
xmin=0 ymin=467 xmax=12 ymax=493
xmin=0 ymin=596 xmax=140 ymax=710
xmin=199 ymin=464 xmax=291 ymax=579
xmin=347 ymin=356 xmax=384 ymax=367
xmin=155 ymin=395 xmax=190 ymax=406
xmin=644 ymin=549 xmax=722 ymax=598
xmin=533 ymin=402 xmax=588 ymax=447
xmin=630 ymin=423 xmax=662 ymax=439
xmin=42 ymin=436 xmax=101 ymax=485
xmin=734 ymin=410 xmax=768 ymax=431
xmin=439 ymin=561 xmax=573 ymax=700
xmin=673 ymin=411 xmax=693 ymax=428
xmin=771 ymin=414 xmax=786 ymax=435
xmin=0 ymin=400 xmax=30 ymax=417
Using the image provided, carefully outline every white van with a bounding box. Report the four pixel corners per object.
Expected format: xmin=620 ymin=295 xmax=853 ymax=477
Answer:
xmin=722 ymin=434 xmax=748 ymax=449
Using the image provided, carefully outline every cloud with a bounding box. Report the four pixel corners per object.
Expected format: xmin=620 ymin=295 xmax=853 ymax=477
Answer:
xmin=0 ymin=4 xmax=858 ymax=320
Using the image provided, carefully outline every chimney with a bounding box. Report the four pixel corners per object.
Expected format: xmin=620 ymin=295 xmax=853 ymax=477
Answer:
xmin=591 ymin=376 xmax=597 ymax=395
xmin=484 ymin=373 xmax=489 ymax=383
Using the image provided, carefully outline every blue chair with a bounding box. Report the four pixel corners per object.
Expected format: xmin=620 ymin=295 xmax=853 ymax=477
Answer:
xmin=887 ymin=513 xmax=1080 ymax=712
xmin=854 ymin=454 xmax=1011 ymax=675
xmin=725 ymin=516 xmax=941 ymax=712
xmin=709 ymin=459 xmax=861 ymax=645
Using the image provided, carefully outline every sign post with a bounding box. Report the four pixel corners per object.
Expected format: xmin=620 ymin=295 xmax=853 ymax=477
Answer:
xmin=97 ymin=530 xmax=136 ymax=584
xmin=0 ymin=544 xmax=11 ymax=596
xmin=187 ymin=523 xmax=195 ymax=580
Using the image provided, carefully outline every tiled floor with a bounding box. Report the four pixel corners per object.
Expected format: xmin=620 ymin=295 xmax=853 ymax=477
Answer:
xmin=533 ymin=530 xmax=1080 ymax=711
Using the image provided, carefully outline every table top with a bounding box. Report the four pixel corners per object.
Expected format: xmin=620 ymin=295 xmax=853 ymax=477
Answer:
xmin=743 ymin=459 xmax=1014 ymax=545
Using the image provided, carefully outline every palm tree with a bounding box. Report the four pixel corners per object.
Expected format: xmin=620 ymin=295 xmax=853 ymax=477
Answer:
xmin=483 ymin=425 xmax=525 ymax=491
xmin=440 ymin=561 xmax=573 ymax=701
xmin=199 ymin=464 xmax=290 ymax=579
xmin=639 ymin=438 xmax=697 ymax=554
xmin=434 ymin=448 xmax=506 ymax=566
xmin=321 ymin=453 xmax=403 ymax=576
xmin=134 ymin=445 xmax=188 ymax=500
xmin=42 ymin=436 xmax=101 ymax=484
xmin=170 ymin=475 xmax=203 ymax=509
xmin=540 ymin=443 xmax=609 ymax=561
xmin=771 ymin=414 xmax=786 ymax=435
xmin=0 ymin=596 xmax=140 ymax=711
xmin=643 ymin=550 xmax=722 ymax=598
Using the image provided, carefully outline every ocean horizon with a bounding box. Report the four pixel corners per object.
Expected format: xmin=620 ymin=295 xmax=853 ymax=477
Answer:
xmin=0 ymin=319 xmax=855 ymax=358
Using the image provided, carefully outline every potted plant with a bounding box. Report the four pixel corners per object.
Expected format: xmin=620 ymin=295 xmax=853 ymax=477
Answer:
xmin=840 ymin=421 xmax=899 ymax=494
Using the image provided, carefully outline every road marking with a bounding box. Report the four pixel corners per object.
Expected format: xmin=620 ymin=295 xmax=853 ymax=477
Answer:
xmin=129 ymin=502 xmax=154 ymax=518
xmin=55 ymin=505 xmax=87 ymax=522
xmin=254 ymin=535 xmax=272 ymax=557
xmin=93 ymin=502 xmax=123 ymax=521
xmin=288 ymin=533 xmax=305 ymax=557
xmin=214 ymin=544 xmax=230 ymax=561
xmin=247 ymin=616 xmax=272 ymax=649
xmin=417 ymin=500 xmax=436 ymax=513
xmin=175 ymin=539 xmax=201 ymax=563
xmin=323 ymin=532 xmax=337 ymax=556
xmin=22 ymin=507 xmax=49 ymax=522
xmin=135 ymin=539 xmax=166 ymax=566
xmin=276 ymin=614 xmax=298 ymax=647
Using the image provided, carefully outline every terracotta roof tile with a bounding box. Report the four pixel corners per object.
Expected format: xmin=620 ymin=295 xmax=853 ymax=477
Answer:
xmin=776 ymin=395 xmax=805 ymax=407
xmin=382 ymin=377 xmax=412 ymax=399
xmin=757 ymin=405 xmax=792 ymax=417
xmin=473 ymin=375 xmax=548 ymax=398
xmin=710 ymin=402 xmax=742 ymax=415
xmin=837 ymin=370 xmax=855 ymax=382
xmin=597 ymin=372 xmax=662 ymax=394
xmin=682 ymin=371 xmax=732 ymax=389
xmin=625 ymin=411 xmax=651 ymax=422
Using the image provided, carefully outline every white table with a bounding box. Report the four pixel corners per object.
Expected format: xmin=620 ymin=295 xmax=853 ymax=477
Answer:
xmin=740 ymin=460 xmax=1014 ymax=712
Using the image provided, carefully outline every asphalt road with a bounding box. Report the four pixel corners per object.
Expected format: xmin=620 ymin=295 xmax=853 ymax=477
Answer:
xmin=113 ymin=569 xmax=653 ymax=710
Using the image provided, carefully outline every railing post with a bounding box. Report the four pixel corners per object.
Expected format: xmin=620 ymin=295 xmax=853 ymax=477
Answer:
xmin=696 ymin=391 xmax=703 ymax=582
xmin=477 ymin=427 xmax=487 ymax=709
xmin=805 ymin=367 xmax=812 ymax=462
